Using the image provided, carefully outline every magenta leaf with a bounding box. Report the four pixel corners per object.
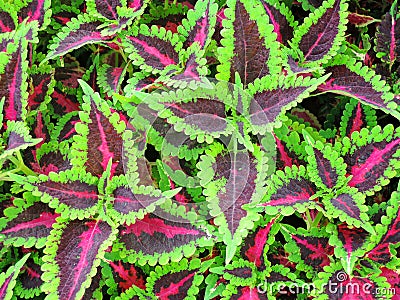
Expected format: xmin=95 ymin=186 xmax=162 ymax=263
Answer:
xmin=318 ymin=57 xmax=399 ymax=117
xmin=260 ymin=166 xmax=317 ymax=216
xmin=240 ymin=217 xmax=277 ymax=270
xmin=344 ymin=130 xmax=400 ymax=194
xmin=328 ymin=223 xmax=369 ymax=273
xmin=0 ymin=254 xmax=30 ymax=300
xmin=18 ymin=0 xmax=51 ymax=29
xmin=72 ymin=81 xmax=125 ymax=178
xmin=292 ymin=0 xmax=348 ymax=65
xmin=147 ymin=259 xmax=203 ymax=300
xmin=375 ymin=1 xmax=400 ymax=66
xmin=15 ymin=257 xmax=43 ymax=297
xmin=181 ymin=0 xmax=217 ymax=49
xmin=339 ymin=98 xmax=377 ymax=138
xmin=41 ymin=219 xmax=115 ymax=299
xmin=217 ymin=0 xmax=280 ymax=86
xmin=325 ymin=271 xmax=378 ymax=299
xmin=260 ymin=0 xmax=296 ymax=47
xmin=27 ymin=71 xmax=53 ymax=110
xmin=46 ymin=14 xmax=113 ymax=60
xmin=0 ymin=38 xmax=29 ymax=124
xmin=119 ymin=212 xmax=207 ymax=259
xmin=32 ymin=148 xmax=72 ymax=175
xmin=379 ymin=267 xmax=400 ymax=297
xmin=282 ymin=226 xmax=334 ymax=275
xmin=108 ymin=260 xmax=146 ymax=293
xmin=49 ymin=87 xmax=80 ymax=116
xmin=0 ymin=11 xmax=15 ymax=33
xmin=227 ymin=286 xmax=267 ymax=299
xmin=124 ymin=25 xmax=181 ymax=74
xmin=0 ymin=202 xmax=59 ymax=248
xmin=97 ymin=64 xmax=125 ymax=96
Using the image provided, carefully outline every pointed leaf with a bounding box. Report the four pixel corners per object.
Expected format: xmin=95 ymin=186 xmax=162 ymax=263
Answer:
xmin=200 ymin=145 xmax=269 ymax=263
xmin=42 ymin=219 xmax=115 ymax=300
xmin=375 ymin=1 xmax=400 ymax=66
xmin=71 ymin=81 xmax=126 ymax=177
xmin=180 ymin=0 xmax=218 ymax=49
xmin=260 ymin=0 xmax=297 ymax=47
xmin=25 ymin=169 xmax=101 ymax=219
xmin=0 ymin=201 xmax=59 ymax=248
xmin=260 ymin=166 xmax=317 ymax=216
xmin=18 ymin=0 xmax=51 ymax=29
xmin=0 ymin=36 xmax=29 ymax=123
xmin=216 ymin=0 xmax=280 ymax=86
xmin=118 ymin=211 xmax=211 ymax=264
xmin=291 ymin=0 xmax=348 ymax=65
xmin=318 ymin=56 xmax=399 ymax=117
xmin=0 ymin=254 xmax=30 ymax=300
xmin=247 ymin=74 xmax=328 ymax=133
xmin=124 ymin=24 xmax=181 ymax=74
xmin=147 ymin=259 xmax=203 ymax=300
xmin=343 ymin=125 xmax=400 ymax=195
xmin=339 ymin=98 xmax=377 ymax=138
xmin=46 ymin=14 xmax=112 ymax=60
xmin=305 ymin=140 xmax=347 ymax=190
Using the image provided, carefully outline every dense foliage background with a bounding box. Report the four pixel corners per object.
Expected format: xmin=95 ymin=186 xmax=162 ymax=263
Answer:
xmin=0 ymin=0 xmax=400 ymax=299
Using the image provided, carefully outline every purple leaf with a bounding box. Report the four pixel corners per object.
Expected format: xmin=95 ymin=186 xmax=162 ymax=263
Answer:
xmin=0 ymin=11 xmax=15 ymax=33
xmin=292 ymin=235 xmax=334 ymax=272
xmin=250 ymin=86 xmax=309 ymax=125
xmin=27 ymin=72 xmax=53 ymax=110
xmin=0 ymin=42 xmax=27 ymax=123
xmin=53 ymin=220 xmax=112 ymax=299
xmin=260 ymin=0 xmax=294 ymax=47
xmin=227 ymin=1 xmax=271 ymax=86
xmin=50 ymin=88 xmax=80 ymax=115
xmin=329 ymin=193 xmax=362 ymax=221
xmin=184 ymin=0 xmax=215 ymax=48
xmin=298 ymin=0 xmax=344 ymax=63
xmin=375 ymin=2 xmax=400 ymax=66
xmin=109 ymin=261 xmax=146 ymax=292
xmin=32 ymin=150 xmax=71 ymax=175
xmin=47 ymin=17 xmax=112 ymax=59
xmin=263 ymin=178 xmax=315 ymax=207
xmin=241 ymin=218 xmax=276 ymax=270
xmin=35 ymin=180 xmax=99 ymax=210
xmin=337 ymin=223 xmax=368 ymax=262
xmin=0 ymin=202 xmax=59 ymax=241
xmin=18 ymin=0 xmax=49 ymax=27
xmin=313 ymin=148 xmax=338 ymax=189
xmin=318 ymin=63 xmax=397 ymax=114
xmin=153 ymin=270 xmax=197 ymax=299
xmin=214 ymin=151 xmax=258 ymax=237
xmin=125 ymin=33 xmax=179 ymax=71
xmin=111 ymin=186 xmax=162 ymax=215
xmin=345 ymin=139 xmax=400 ymax=192
xmin=325 ymin=272 xmax=377 ymax=299
xmin=367 ymin=208 xmax=400 ymax=264
xmin=119 ymin=213 xmax=206 ymax=256
xmin=94 ymin=0 xmax=121 ymax=20
xmin=19 ymin=259 xmax=43 ymax=291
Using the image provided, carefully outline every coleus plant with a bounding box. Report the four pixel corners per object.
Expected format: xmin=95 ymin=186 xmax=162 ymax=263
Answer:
xmin=0 ymin=0 xmax=400 ymax=299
